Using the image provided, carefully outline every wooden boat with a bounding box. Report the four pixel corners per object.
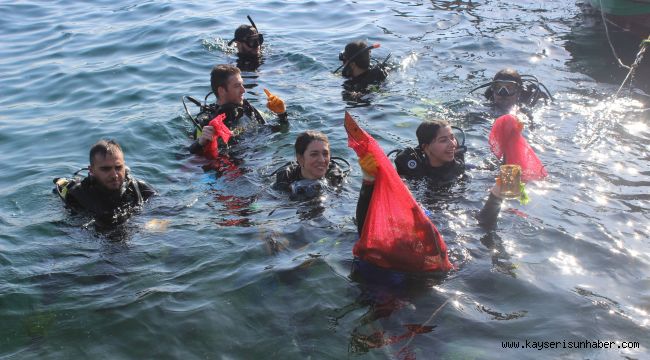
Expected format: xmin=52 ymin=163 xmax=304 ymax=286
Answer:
xmin=588 ymin=0 xmax=650 ymax=38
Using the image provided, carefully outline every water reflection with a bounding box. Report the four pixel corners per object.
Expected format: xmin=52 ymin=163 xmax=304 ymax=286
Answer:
xmin=237 ymin=55 xmax=263 ymax=73
xmin=3 ymin=0 xmax=650 ymax=357
xmin=332 ymin=265 xmax=447 ymax=357
xmin=479 ymin=232 xmax=518 ymax=278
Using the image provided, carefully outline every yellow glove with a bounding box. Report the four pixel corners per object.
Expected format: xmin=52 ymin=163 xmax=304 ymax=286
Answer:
xmin=264 ymin=88 xmax=286 ymax=114
xmin=359 ymin=153 xmax=378 ymax=182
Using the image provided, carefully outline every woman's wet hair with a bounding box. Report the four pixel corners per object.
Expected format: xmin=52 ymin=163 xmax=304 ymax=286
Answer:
xmin=416 ymin=120 xmax=450 ymax=147
xmin=210 ymin=64 xmax=241 ymax=94
xmin=343 ymin=41 xmax=371 ymax=70
xmin=89 ymin=139 xmax=122 ymax=165
xmin=295 ymin=131 xmax=329 ymax=156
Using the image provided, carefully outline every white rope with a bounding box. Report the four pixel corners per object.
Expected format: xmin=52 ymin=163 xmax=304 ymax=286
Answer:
xmin=615 ymin=39 xmax=649 ymax=98
xmin=599 ymin=0 xmax=632 ymax=70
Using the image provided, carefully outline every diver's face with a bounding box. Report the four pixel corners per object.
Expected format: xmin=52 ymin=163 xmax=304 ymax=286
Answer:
xmin=422 ymin=126 xmax=457 ymax=167
xmin=492 ymin=81 xmax=520 ymax=111
xmin=297 ymin=140 xmax=330 ymax=180
xmin=236 ymin=35 xmax=262 ymax=57
xmin=219 ymin=74 xmax=245 ymax=105
xmin=90 ymin=151 xmax=126 ymax=191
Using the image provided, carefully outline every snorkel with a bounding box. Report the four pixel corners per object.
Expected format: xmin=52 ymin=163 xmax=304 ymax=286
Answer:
xmin=245 ymin=15 xmax=264 ymax=48
xmin=228 ymin=15 xmax=264 ymax=54
xmin=247 ymin=15 xmax=257 ymax=30
xmin=333 ymin=43 xmax=381 ymax=75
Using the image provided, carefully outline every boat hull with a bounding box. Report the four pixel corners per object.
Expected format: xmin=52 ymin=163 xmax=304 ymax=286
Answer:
xmin=588 ymin=0 xmax=650 ymax=37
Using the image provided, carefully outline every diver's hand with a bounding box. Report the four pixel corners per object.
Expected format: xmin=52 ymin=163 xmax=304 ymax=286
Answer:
xmin=359 ymin=153 xmax=378 ymax=182
xmin=264 ymin=88 xmax=286 ymax=114
xmin=198 ymin=126 xmax=215 ymax=146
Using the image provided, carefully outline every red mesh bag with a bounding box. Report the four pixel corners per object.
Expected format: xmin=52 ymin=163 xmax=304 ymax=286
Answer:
xmin=203 ymin=113 xmax=233 ymax=159
xmin=345 ymin=112 xmax=454 ymax=272
xmin=489 ymin=114 xmax=547 ymax=182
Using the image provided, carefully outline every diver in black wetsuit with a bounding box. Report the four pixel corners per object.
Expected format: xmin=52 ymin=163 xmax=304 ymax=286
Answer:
xmin=470 ymin=68 xmax=553 ymax=119
xmin=337 ymin=41 xmax=388 ymax=93
xmin=228 ymin=16 xmax=264 ymax=72
xmin=187 ymin=64 xmax=288 ymax=156
xmin=54 ymin=139 xmax=155 ymax=226
xmin=272 ymin=131 xmax=347 ymax=198
xmin=393 ymin=120 xmax=466 ymax=185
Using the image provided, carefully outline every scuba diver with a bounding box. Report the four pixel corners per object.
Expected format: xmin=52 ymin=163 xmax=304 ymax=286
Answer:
xmin=387 ymin=119 xmax=508 ymax=228
xmin=392 ymin=120 xmax=467 ymax=185
xmin=53 ymin=139 xmax=155 ymax=227
xmin=186 ymin=64 xmax=288 ymax=157
xmin=228 ymin=15 xmax=264 ymax=71
xmin=272 ymin=131 xmax=349 ymax=199
xmin=334 ymin=40 xmax=389 ymax=93
xmin=470 ymin=68 xmax=553 ymax=118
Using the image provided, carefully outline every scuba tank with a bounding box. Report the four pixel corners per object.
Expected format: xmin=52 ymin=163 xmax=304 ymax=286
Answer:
xmin=53 ymin=168 xmax=88 ymax=202
xmin=182 ymin=93 xmax=266 ymax=139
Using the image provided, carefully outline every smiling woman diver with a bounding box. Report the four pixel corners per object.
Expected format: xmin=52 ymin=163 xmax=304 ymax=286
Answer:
xmin=392 ymin=120 xmax=468 ymax=185
xmin=272 ymin=131 xmax=349 ymax=199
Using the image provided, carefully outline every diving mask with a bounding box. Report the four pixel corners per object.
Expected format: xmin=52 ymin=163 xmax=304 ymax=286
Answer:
xmin=290 ymin=179 xmax=327 ymax=199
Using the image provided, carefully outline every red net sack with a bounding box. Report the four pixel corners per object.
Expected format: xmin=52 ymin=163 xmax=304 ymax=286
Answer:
xmin=489 ymin=114 xmax=547 ymax=182
xmin=203 ymin=113 xmax=233 ymax=159
xmin=345 ymin=112 xmax=454 ymax=272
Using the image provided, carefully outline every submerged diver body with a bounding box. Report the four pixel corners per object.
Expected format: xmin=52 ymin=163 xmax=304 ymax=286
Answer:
xmin=228 ymin=15 xmax=264 ymax=71
xmin=336 ymin=41 xmax=389 ymax=94
xmin=54 ymin=139 xmax=155 ymax=226
xmin=272 ymin=131 xmax=347 ymax=199
xmin=187 ymin=64 xmax=287 ymax=156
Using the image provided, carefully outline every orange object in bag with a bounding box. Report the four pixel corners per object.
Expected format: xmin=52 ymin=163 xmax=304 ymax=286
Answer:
xmin=345 ymin=112 xmax=454 ymax=272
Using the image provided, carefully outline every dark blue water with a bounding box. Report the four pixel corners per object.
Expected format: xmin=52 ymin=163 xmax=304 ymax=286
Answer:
xmin=1 ymin=1 xmax=649 ymax=359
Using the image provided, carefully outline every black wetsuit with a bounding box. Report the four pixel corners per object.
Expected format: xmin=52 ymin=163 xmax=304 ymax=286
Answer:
xmin=65 ymin=174 xmax=155 ymax=224
xmin=236 ymin=55 xmax=262 ymax=72
xmin=188 ymin=99 xmax=288 ymax=155
xmin=272 ymin=162 xmax=345 ymax=192
xmin=343 ymin=66 xmax=388 ymax=93
xmin=393 ymin=147 xmax=465 ymax=185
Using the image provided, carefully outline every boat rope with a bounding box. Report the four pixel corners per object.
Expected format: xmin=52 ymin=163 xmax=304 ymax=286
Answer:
xmin=398 ymin=297 xmax=451 ymax=353
xmin=598 ymin=0 xmax=631 ymax=70
xmin=615 ymin=36 xmax=650 ymax=98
